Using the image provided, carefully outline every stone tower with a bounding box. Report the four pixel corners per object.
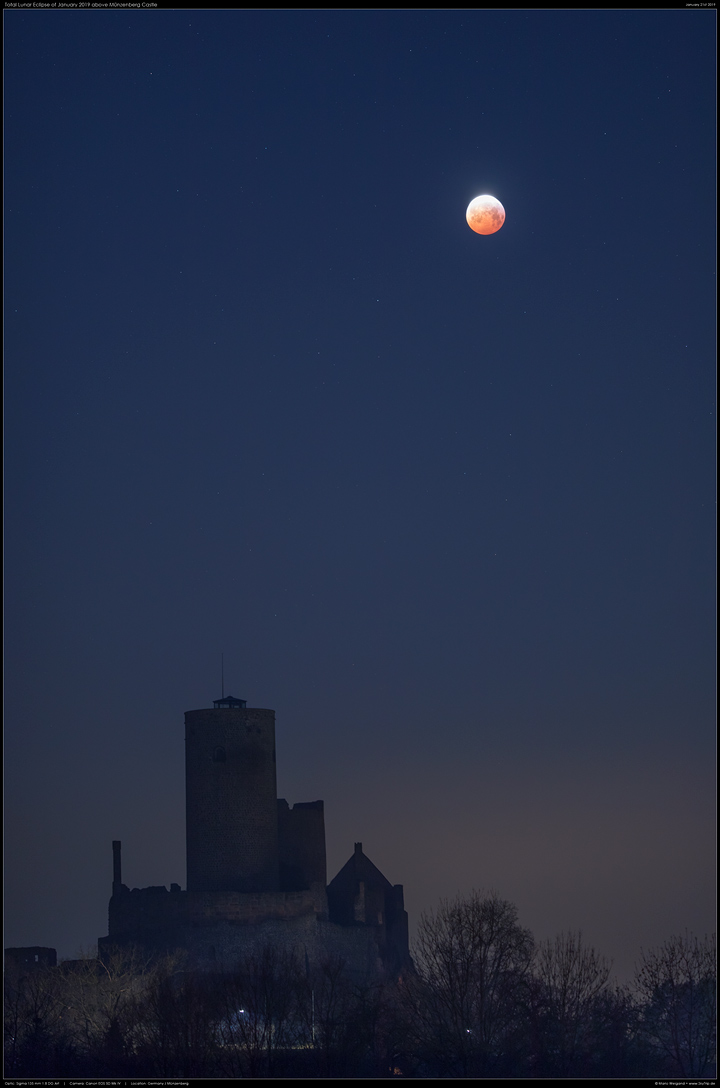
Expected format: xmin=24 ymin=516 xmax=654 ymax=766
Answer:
xmin=185 ymin=694 xmax=279 ymax=893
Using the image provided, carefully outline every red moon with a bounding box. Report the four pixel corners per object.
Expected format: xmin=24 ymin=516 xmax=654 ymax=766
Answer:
xmin=466 ymin=194 xmax=505 ymax=235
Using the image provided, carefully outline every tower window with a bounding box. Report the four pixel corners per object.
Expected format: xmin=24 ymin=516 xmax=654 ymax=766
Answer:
xmin=212 ymin=746 xmax=226 ymax=763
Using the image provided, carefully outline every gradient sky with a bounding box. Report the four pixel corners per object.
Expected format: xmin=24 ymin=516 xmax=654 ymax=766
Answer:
xmin=5 ymin=10 xmax=715 ymax=983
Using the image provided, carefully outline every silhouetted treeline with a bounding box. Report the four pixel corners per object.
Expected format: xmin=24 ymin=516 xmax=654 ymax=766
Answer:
xmin=4 ymin=893 xmax=716 ymax=1078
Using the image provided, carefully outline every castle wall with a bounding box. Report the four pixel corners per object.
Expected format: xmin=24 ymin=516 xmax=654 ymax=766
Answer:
xmin=277 ymin=798 xmax=326 ymax=890
xmin=107 ymin=884 xmax=187 ymax=942
xmin=103 ymin=901 xmax=389 ymax=982
xmin=185 ymin=707 xmax=278 ymax=893
xmin=187 ymin=886 xmax=326 ymax=925
xmin=181 ymin=915 xmax=389 ymax=981
xmin=106 ymin=883 xmax=326 ymax=942
xmin=4 ymin=947 xmax=57 ymax=980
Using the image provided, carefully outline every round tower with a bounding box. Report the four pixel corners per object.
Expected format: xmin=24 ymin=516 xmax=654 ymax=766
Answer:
xmin=185 ymin=695 xmax=279 ymax=894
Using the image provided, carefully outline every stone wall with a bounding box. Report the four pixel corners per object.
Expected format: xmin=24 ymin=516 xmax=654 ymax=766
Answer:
xmin=277 ymin=798 xmax=327 ymax=890
xmin=185 ymin=707 xmax=279 ymax=893
xmin=4 ymin=946 xmax=57 ymax=981
xmin=182 ymin=914 xmax=389 ymax=981
xmin=105 ymin=882 xmax=326 ymax=942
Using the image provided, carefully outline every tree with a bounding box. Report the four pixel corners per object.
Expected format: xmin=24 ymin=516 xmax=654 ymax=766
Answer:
xmin=4 ymin=957 xmax=73 ymax=1075
xmin=3 ymin=945 xmax=159 ymax=1076
xmin=214 ymin=945 xmax=302 ymax=1077
xmin=634 ymin=931 xmax=716 ymax=1076
xmin=405 ymin=890 xmax=534 ymax=1076
xmin=294 ymin=954 xmax=365 ymax=1076
xmin=135 ymin=959 xmax=221 ymax=1077
xmin=294 ymin=955 xmax=398 ymax=1078
xmin=52 ymin=944 xmax=174 ymax=1075
xmin=530 ymin=931 xmax=613 ymax=1076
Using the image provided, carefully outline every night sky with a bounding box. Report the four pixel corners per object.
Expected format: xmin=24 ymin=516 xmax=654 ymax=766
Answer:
xmin=5 ymin=10 xmax=715 ymax=982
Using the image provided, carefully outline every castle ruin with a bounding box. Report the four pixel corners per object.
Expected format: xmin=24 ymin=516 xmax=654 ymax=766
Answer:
xmin=97 ymin=693 xmax=410 ymax=980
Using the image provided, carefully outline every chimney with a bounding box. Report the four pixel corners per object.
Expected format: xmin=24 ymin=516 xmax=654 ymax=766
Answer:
xmin=112 ymin=840 xmax=122 ymax=892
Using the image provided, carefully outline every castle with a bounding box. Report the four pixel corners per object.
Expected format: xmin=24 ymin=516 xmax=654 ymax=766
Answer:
xmin=94 ymin=693 xmax=410 ymax=981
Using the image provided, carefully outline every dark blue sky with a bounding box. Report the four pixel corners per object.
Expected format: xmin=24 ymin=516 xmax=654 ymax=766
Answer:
xmin=5 ymin=10 xmax=715 ymax=980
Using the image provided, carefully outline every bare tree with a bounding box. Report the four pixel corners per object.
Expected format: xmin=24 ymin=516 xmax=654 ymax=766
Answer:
xmin=293 ymin=954 xmax=357 ymax=1075
xmin=4 ymin=957 xmax=71 ymax=1075
xmin=133 ymin=955 xmax=221 ymax=1077
xmin=634 ymin=931 xmax=716 ymax=1076
xmin=214 ymin=945 xmax=302 ymax=1077
xmin=531 ymin=931 xmax=612 ymax=1076
xmin=56 ymin=944 xmax=159 ymax=1070
xmin=406 ymin=890 xmax=534 ymax=1076
xmin=4 ymin=944 xmax=164 ymax=1076
xmin=292 ymin=955 xmax=396 ymax=1077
